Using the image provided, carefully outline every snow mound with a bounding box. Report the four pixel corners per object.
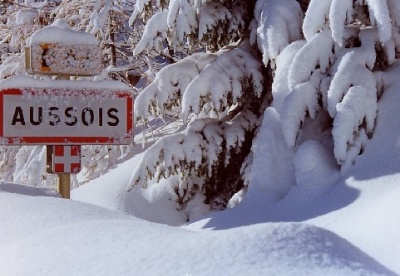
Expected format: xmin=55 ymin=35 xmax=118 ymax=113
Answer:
xmin=293 ymin=140 xmax=340 ymax=194
xmin=0 ymin=190 xmax=394 ymax=275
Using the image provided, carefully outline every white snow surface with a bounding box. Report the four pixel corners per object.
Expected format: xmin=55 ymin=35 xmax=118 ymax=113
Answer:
xmin=0 ymin=183 xmax=396 ymax=276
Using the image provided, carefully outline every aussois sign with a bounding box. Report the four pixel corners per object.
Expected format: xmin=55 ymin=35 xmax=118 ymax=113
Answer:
xmin=0 ymin=76 xmax=134 ymax=145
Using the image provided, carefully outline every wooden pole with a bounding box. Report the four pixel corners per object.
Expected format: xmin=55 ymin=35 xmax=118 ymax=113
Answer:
xmin=57 ymin=173 xmax=70 ymax=199
xmin=54 ymin=75 xmax=71 ymax=199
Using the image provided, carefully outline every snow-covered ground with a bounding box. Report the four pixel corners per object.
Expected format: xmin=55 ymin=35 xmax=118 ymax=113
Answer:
xmin=0 ymin=183 xmax=396 ymax=276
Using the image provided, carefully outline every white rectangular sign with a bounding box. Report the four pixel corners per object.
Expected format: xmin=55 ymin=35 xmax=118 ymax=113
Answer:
xmin=0 ymin=88 xmax=134 ymax=145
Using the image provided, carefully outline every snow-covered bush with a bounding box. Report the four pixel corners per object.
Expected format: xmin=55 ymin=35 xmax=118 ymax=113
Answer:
xmin=129 ymin=110 xmax=259 ymax=209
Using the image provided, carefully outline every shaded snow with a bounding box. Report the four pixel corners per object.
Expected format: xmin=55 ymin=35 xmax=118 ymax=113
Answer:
xmin=0 ymin=188 xmax=395 ymax=276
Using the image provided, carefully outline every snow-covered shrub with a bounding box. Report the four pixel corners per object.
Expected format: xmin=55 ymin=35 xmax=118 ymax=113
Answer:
xmin=134 ymin=52 xmax=218 ymax=122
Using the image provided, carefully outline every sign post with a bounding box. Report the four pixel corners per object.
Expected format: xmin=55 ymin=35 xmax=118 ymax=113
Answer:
xmin=57 ymin=173 xmax=71 ymax=199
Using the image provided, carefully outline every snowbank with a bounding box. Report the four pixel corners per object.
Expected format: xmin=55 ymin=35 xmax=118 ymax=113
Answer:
xmin=0 ymin=184 xmax=394 ymax=275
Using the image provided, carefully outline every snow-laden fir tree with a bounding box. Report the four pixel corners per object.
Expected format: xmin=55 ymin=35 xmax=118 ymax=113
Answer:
xmin=128 ymin=0 xmax=270 ymax=212
xmin=128 ymin=0 xmax=400 ymax=219
xmin=280 ymin=0 xmax=400 ymax=170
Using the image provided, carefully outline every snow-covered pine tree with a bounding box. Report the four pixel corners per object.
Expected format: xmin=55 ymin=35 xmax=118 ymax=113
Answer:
xmin=127 ymin=0 xmax=302 ymax=213
xmin=129 ymin=0 xmax=400 ymax=218
xmin=281 ymin=0 xmax=400 ymax=171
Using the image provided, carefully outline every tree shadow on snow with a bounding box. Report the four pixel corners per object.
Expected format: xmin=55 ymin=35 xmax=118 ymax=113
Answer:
xmin=194 ymin=181 xmax=360 ymax=230
xmin=346 ymin=83 xmax=400 ymax=181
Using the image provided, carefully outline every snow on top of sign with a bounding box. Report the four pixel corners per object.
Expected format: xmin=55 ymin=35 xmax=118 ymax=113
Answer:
xmin=0 ymin=76 xmax=130 ymax=91
xmin=27 ymin=19 xmax=98 ymax=46
xmin=0 ymin=75 xmax=132 ymax=107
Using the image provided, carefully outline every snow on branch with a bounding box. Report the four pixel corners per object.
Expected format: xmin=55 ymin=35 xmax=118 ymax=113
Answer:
xmin=387 ymin=0 xmax=400 ymax=26
xmin=167 ymin=0 xmax=197 ymax=42
xmin=127 ymin=110 xmax=257 ymax=191
xmin=327 ymin=53 xmax=376 ymax=119
xmin=198 ymin=1 xmax=247 ymax=51
xmin=281 ymin=30 xmax=337 ymax=149
xmin=333 ymin=85 xmax=375 ymax=165
xmin=86 ymin=4 xmax=113 ymax=35
xmin=304 ymin=0 xmax=394 ymax=45
xmin=327 ymin=47 xmax=378 ymax=164
xmin=366 ymin=0 xmax=391 ymax=43
xmin=182 ymin=41 xmax=263 ymax=122
xmin=128 ymin=0 xmax=154 ymax=25
xmin=281 ymin=82 xmax=319 ymax=149
xmin=327 ymin=26 xmax=394 ymax=118
xmin=288 ymin=30 xmax=336 ymax=91
xmin=131 ymin=1 xmax=250 ymax=54
xmin=133 ymin=11 xmax=169 ymax=55
xmin=134 ymin=52 xmax=217 ymax=123
xmin=329 ymin=0 xmax=353 ymax=45
xmin=303 ymin=0 xmax=332 ymax=41
xmin=254 ymin=0 xmax=303 ymax=67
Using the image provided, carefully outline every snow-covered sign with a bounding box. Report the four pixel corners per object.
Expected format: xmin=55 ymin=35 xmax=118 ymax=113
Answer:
xmin=52 ymin=145 xmax=81 ymax=173
xmin=25 ymin=19 xmax=102 ymax=76
xmin=0 ymin=76 xmax=134 ymax=145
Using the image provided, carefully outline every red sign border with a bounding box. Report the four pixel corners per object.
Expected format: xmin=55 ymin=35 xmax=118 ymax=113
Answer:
xmin=0 ymin=88 xmax=133 ymax=145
